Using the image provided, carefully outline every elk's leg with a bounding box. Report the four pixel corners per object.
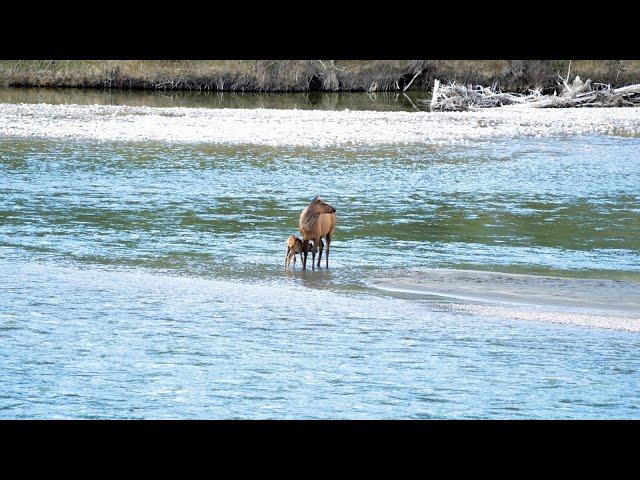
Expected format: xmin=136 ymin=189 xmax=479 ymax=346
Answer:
xmin=302 ymin=240 xmax=308 ymax=270
xmin=325 ymin=234 xmax=331 ymax=269
xmin=285 ymin=246 xmax=290 ymax=269
xmin=317 ymin=237 xmax=324 ymax=268
xmin=311 ymin=239 xmax=316 ymax=271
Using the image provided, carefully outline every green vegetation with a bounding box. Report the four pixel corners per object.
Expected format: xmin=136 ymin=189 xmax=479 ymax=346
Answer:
xmin=0 ymin=60 xmax=639 ymax=93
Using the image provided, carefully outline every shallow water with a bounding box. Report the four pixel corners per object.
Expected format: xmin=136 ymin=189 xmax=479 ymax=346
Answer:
xmin=1 ymin=101 xmax=640 ymax=418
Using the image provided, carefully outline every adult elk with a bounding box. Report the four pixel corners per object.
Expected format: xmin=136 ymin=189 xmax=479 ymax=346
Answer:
xmin=298 ymin=196 xmax=336 ymax=270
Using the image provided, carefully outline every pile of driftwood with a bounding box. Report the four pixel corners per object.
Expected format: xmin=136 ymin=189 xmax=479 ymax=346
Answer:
xmin=425 ymin=76 xmax=640 ymax=111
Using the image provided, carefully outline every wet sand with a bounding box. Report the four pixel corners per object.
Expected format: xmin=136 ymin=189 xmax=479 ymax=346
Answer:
xmin=370 ymin=269 xmax=640 ymax=332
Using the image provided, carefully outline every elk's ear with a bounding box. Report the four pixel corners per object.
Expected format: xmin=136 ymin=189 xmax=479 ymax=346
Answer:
xmin=312 ymin=195 xmax=319 ymax=202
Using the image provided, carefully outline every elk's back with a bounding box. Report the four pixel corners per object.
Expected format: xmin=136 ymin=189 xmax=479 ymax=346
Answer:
xmin=316 ymin=212 xmax=336 ymax=236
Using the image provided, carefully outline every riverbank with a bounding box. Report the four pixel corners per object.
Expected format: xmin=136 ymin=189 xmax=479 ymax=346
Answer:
xmin=1 ymin=60 xmax=639 ymax=93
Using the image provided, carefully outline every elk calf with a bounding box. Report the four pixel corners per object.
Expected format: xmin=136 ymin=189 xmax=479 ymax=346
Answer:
xmin=285 ymin=235 xmax=317 ymax=269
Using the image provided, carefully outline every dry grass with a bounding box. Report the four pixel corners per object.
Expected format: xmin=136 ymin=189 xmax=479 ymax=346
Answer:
xmin=0 ymin=60 xmax=638 ymax=92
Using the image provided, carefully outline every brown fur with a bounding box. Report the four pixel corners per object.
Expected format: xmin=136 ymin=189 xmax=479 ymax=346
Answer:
xmin=298 ymin=196 xmax=337 ymax=270
xmin=285 ymin=235 xmax=317 ymax=269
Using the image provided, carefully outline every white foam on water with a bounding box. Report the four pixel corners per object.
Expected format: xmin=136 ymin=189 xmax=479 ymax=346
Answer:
xmin=450 ymin=303 xmax=640 ymax=333
xmin=1 ymin=102 xmax=640 ymax=146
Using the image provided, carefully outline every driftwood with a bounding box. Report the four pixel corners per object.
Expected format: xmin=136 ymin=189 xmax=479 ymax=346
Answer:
xmin=425 ymin=76 xmax=640 ymax=111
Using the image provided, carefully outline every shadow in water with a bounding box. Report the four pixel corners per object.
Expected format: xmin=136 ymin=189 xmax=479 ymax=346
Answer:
xmin=284 ymin=265 xmax=336 ymax=291
xmin=0 ymin=87 xmax=429 ymax=112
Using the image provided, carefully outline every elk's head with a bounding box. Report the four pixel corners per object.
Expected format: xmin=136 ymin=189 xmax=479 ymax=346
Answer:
xmin=311 ymin=195 xmax=336 ymax=214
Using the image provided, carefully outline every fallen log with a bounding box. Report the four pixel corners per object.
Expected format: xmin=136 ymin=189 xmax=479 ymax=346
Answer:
xmin=424 ymin=76 xmax=640 ymax=111
xmin=523 ymin=82 xmax=640 ymax=108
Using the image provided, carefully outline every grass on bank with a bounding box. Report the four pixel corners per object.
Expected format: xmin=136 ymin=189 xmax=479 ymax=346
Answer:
xmin=0 ymin=60 xmax=639 ymax=93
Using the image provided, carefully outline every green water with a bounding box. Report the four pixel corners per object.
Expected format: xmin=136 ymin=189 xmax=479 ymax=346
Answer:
xmin=0 ymin=87 xmax=428 ymax=111
xmin=2 ymin=136 xmax=637 ymax=281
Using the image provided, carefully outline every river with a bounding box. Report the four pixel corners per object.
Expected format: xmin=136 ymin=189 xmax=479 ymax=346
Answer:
xmin=1 ymin=89 xmax=639 ymax=418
